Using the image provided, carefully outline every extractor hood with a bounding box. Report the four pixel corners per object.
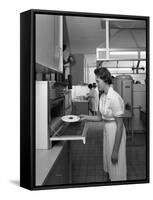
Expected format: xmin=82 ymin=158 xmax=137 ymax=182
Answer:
xmin=96 ymin=19 xmax=146 ymax=61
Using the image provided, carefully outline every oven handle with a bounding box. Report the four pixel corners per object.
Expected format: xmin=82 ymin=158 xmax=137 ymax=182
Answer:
xmin=50 ymin=122 xmax=88 ymax=144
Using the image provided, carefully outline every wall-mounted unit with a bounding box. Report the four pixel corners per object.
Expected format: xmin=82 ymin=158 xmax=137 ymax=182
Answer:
xmin=113 ymin=75 xmax=133 ymax=117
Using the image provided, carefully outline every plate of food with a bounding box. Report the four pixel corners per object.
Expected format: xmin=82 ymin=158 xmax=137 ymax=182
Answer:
xmin=61 ymin=115 xmax=80 ymax=123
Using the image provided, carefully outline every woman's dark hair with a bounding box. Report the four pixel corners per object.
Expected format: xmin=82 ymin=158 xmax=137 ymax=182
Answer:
xmin=92 ymin=82 xmax=97 ymax=88
xmin=88 ymin=84 xmax=93 ymax=89
xmin=94 ymin=67 xmax=112 ymax=85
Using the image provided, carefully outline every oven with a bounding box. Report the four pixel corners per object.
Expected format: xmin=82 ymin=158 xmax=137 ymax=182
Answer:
xmin=48 ymin=82 xmax=87 ymax=146
xmin=48 ymin=97 xmax=65 ymax=136
xmin=48 ymin=82 xmax=65 ymax=138
xmin=36 ymin=81 xmax=87 ymax=150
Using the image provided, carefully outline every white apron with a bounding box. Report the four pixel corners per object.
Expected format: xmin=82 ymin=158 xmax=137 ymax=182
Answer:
xmin=99 ymin=87 xmax=127 ymax=181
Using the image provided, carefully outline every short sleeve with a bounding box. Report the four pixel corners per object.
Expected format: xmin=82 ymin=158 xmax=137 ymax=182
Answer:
xmin=111 ymin=95 xmax=124 ymax=117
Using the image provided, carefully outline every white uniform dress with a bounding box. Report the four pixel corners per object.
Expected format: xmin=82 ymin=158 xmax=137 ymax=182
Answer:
xmin=88 ymin=88 xmax=99 ymax=112
xmin=99 ymin=87 xmax=127 ymax=181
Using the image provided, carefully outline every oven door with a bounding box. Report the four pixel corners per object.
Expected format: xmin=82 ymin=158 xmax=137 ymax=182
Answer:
xmin=49 ymin=93 xmax=87 ymax=145
xmin=48 ymin=96 xmax=65 ymax=137
xmin=50 ymin=121 xmax=88 ymax=144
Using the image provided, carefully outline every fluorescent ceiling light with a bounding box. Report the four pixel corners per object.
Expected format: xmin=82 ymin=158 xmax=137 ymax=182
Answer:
xmin=109 ymin=51 xmax=138 ymax=55
xmin=108 ymin=68 xmax=132 ymax=71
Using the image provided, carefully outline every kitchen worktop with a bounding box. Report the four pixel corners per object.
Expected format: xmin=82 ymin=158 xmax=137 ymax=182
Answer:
xmin=72 ymin=99 xmax=88 ymax=102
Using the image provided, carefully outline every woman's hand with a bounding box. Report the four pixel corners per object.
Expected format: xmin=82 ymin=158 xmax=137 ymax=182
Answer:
xmin=79 ymin=114 xmax=88 ymax=121
xmin=111 ymin=150 xmax=118 ymax=165
xmin=79 ymin=113 xmax=102 ymax=122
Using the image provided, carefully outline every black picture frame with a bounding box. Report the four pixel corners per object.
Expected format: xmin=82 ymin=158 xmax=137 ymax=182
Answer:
xmin=20 ymin=9 xmax=150 ymax=190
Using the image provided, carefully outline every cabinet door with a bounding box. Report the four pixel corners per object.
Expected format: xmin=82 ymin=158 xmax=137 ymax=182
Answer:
xmin=36 ymin=14 xmax=55 ymax=69
xmin=71 ymin=54 xmax=84 ymax=85
xmin=54 ymin=15 xmax=63 ymax=73
xmin=36 ymin=14 xmax=63 ymax=72
xmin=43 ymin=142 xmax=70 ymax=186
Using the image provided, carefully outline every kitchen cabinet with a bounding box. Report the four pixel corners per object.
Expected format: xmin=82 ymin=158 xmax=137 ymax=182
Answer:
xmin=36 ymin=14 xmax=63 ymax=72
xmin=54 ymin=15 xmax=63 ymax=73
xmin=71 ymin=54 xmax=84 ymax=85
xmin=43 ymin=142 xmax=71 ymax=185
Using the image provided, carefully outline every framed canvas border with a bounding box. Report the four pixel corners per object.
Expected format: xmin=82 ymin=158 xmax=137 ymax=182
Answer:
xmin=20 ymin=9 xmax=150 ymax=190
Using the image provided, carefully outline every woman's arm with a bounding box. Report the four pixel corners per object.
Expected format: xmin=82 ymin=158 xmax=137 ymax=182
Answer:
xmin=111 ymin=117 xmax=123 ymax=164
xmin=80 ymin=111 xmax=102 ymax=122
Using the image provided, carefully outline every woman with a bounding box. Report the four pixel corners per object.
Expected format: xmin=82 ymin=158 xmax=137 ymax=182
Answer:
xmin=87 ymin=83 xmax=99 ymax=115
xmin=92 ymin=82 xmax=99 ymax=115
xmin=80 ymin=68 xmax=127 ymax=181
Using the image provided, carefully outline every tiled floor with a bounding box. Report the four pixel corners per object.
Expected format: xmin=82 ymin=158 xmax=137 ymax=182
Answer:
xmin=71 ymin=122 xmax=147 ymax=184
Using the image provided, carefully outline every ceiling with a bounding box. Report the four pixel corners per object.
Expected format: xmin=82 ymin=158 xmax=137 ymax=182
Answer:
xmin=65 ymin=16 xmax=146 ymax=55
